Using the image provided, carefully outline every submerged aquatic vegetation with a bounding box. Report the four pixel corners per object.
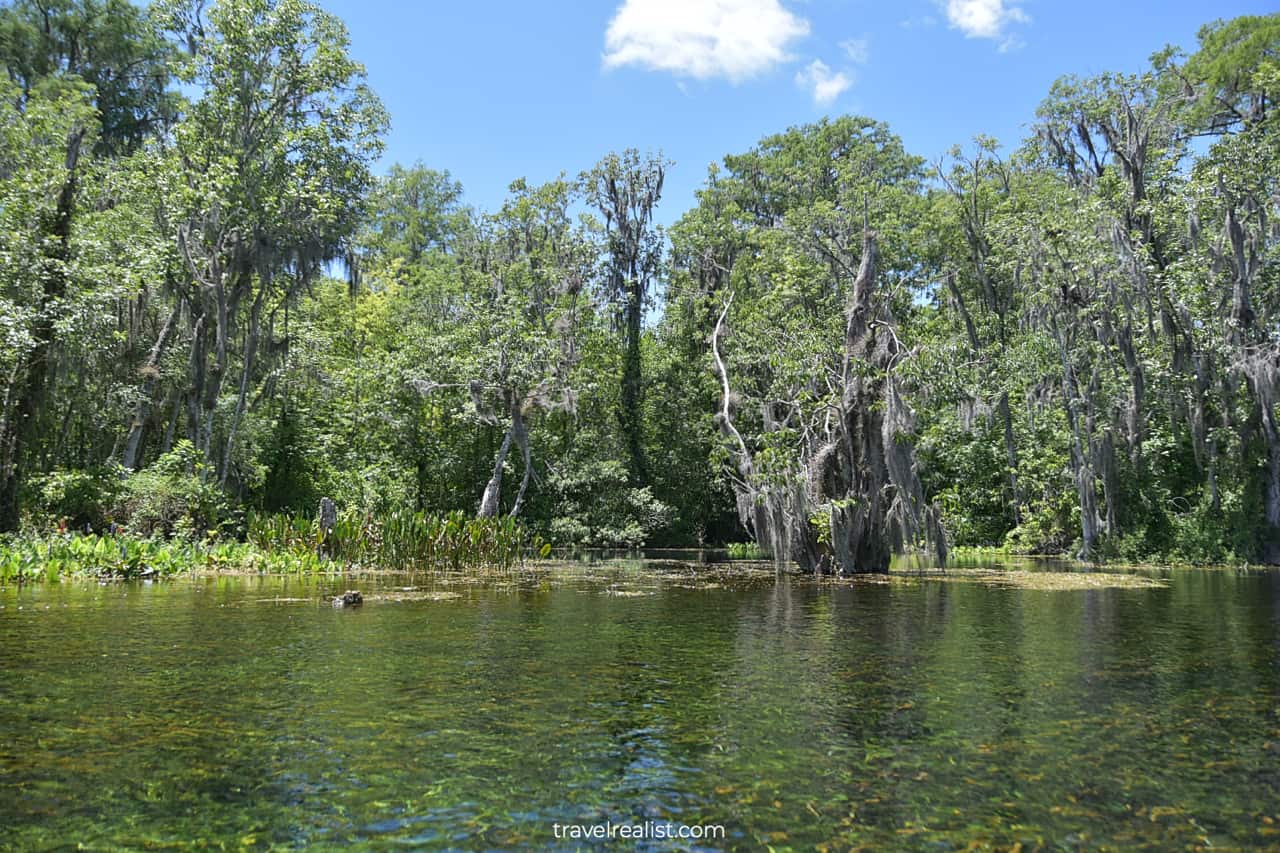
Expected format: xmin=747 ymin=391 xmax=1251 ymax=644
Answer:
xmin=3 ymin=563 xmax=1277 ymax=850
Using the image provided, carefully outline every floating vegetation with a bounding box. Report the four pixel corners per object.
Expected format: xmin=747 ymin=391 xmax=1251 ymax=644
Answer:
xmin=869 ymin=568 xmax=1168 ymax=590
xmin=367 ymin=590 xmax=463 ymax=602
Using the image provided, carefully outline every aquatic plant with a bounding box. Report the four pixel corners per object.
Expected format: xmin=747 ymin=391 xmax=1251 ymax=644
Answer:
xmin=247 ymin=508 xmax=549 ymax=570
xmin=0 ymin=534 xmax=215 ymax=582
xmin=725 ymin=542 xmax=766 ymax=560
xmin=0 ymin=509 xmax=550 ymax=582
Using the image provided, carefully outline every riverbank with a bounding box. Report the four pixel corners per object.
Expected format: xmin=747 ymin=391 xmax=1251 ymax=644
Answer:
xmin=0 ymin=531 xmax=1213 ymax=594
xmin=0 ymin=511 xmax=543 ymax=583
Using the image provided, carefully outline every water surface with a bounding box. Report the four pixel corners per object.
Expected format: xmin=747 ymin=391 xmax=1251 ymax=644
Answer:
xmin=2 ymin=561 xmax=1278 ymax=849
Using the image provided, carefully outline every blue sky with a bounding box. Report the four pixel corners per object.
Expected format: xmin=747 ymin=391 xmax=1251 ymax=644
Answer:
xmin=320 ymin=0 xmax=1274 ymax=225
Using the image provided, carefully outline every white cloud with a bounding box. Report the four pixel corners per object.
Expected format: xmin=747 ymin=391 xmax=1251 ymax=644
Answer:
xmin=603 ymin=0 xmax=810 ymax=82
xmin=944 ymin=0 xmax=1029 ymax=41
xmin=795 ymin=59 xmax=852 ymax=106
xmin=839 ymin=37 xmax=870 ymax=65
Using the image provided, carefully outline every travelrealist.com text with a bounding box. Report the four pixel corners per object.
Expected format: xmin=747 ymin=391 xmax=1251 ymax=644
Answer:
xmin=551 ymin=821 xmax=726 ymax=841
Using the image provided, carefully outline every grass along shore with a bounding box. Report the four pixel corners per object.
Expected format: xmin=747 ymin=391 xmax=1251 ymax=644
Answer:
xmin=0 ymin=510 xmax=548 ymax=582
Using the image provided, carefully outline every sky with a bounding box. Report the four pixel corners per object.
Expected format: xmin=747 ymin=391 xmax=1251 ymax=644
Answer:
xmin=319 ymin=0 xmax=1275 ymax=226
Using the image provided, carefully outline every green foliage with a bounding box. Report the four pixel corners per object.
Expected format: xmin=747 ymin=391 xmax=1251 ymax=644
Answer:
xmin=642 ymin=332 xmax=740 ymax=546
xmin=27 ymin=468 xmax=121 ymax=531
xmin=548 ymin=458 xmax=671 ymax=548
xmin=256 ymin=409 xmax=327 ymax=513
xmin=114 ymin=441 xmax=230 ymax=539
xmin=0 ymin=0 xmax=177 ymax=154
xmin=0 ymin=533 xmax=262 ymax=582
xmin=1182 ymin=14 xmax=1280 ymax=133
xmin=361 ymin=164 xmax=469 ymax=262
xmin=247 ymin=508 xmax=536 ymax=571
xmin=0 ymin=506 xmax=544 ymax=582
xmin=725 ymin=541 xmax=765 ymax=559
xmin=2 ymin=3 xmax=1279 ymax=571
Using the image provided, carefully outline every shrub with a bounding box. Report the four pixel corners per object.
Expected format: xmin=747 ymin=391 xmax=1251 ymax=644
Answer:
xmin=548 ymin=459 xmax=671 ymax=548
xmin=27 ymin=468 xmax=121 ymax=532
xmin=115 ymin=441 xmax=230 ymax=539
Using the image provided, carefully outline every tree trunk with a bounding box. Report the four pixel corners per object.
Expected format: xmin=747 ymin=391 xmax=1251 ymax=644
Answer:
xmin=619 ymin=278 xmax=647 ymax=484
xmin=122 ymin=300 xmax=181 ymax=470
xmin=507 ymin=405 xmax=533 ymax=518
xmin=1051 ymin=318 xmax=1100 ymax=560
xmin=1262 ymin=409 xmax=1280 ymax=564
xmin=1250 ymin=374 xmax=1280 ymax=564
xmin=185 ymin=310 xmax=206 ymax=448
xmin=220 ymin=284 xmax=265 ymax=487
xmin=201 ymin=273 xmax=230 ymax=460
xmin=713 ymin=233 xmax=945 ymax=575
xmin=998 ymin=391 xmax=1022 ymax=523
xmin=824 ymin=231 xmax=945 ymax=573
xmin=478 ymin=405 xmax=518 ymax=518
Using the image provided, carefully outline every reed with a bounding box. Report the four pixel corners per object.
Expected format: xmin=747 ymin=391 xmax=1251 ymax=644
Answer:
xmin=247 ymin=508 xmax=547 ymax=571
xmin=0 ymin=511 xmax=551 ymax=582
xmin=725 ymin=541 xmax=766 ymax=560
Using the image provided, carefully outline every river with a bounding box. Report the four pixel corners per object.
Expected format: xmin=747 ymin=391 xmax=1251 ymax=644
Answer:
xmin=2 ymin=560 xmax=1277 ymax=849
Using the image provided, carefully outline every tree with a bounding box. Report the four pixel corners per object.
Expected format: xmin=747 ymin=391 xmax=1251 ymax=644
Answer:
xmin=362 ymin=163 xmax=468 ymax=264
xmin=679 ymin=118 xmax=945 ymax=572
xmin=1179 ymin=17 xmax=1280 ymax=560
xmin=409 ymin=178 xmax=591 ymax=519
xmin=137 ymin=0 xmax=386 ymax=488
xmin=0 ymin=0 xmax=177 ymax=154
xmin=581 ymin=149 xmax=668 ymax=485
xmin=0 ymin=78 xmax=96 ymax=531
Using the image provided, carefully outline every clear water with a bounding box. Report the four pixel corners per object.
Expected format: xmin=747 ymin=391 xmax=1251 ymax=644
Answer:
xmin=2 ymin=562 xmax=1278 ymax=849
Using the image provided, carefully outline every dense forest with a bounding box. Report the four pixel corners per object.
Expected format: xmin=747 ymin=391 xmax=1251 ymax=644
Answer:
xmin=0 ymin=0 xmax=1277 ymax=571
